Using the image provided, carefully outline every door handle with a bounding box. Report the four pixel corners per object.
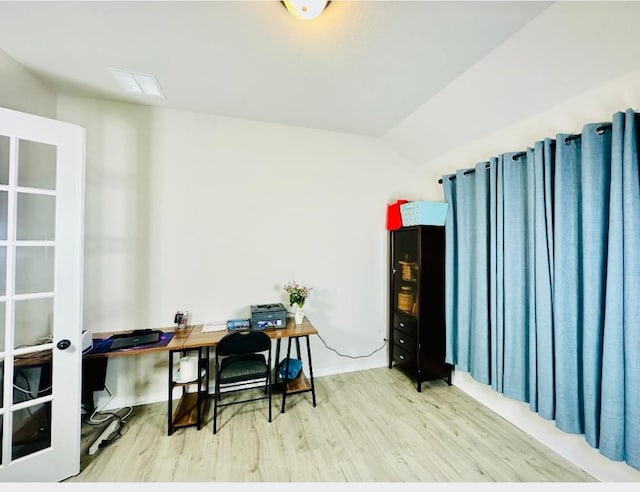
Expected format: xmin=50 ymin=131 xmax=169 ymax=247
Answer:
xmin=56 ymin=339 xmax=71 ymax=350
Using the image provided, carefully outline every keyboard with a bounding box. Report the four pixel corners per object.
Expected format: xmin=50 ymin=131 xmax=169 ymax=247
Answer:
xmin=109 ymin=330 xmax=161 ymax=350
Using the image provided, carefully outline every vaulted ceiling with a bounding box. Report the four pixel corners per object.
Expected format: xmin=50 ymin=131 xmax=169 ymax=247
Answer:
xmin=1 ymin=1 xmax=639 ymax=166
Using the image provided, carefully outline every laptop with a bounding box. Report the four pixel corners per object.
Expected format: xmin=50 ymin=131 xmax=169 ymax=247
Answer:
xmin=109 ymin=329 xmax=161 ymax=350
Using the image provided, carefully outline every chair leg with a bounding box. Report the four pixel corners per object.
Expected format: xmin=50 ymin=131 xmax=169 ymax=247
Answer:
xmin=267 ymin=375 xmax=272 ymax=423
xmin=213 ymin=378 xmax=219 ymax=434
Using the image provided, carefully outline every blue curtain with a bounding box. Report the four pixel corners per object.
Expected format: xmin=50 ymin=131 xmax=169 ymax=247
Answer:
xmin=553 ymin=131 xmax=584 ymax=434
xmin=599 ymin=111 xmax=640 ymax=469
xmin=442 ymin=108 xmax=640 ymax=471
xmin=443 ymin=175 xmax=458 ymax=365
xmin=529 ymin=140 xmax=555 ymax=420
xmin=443 ymin=163 xmax=491 ymax=384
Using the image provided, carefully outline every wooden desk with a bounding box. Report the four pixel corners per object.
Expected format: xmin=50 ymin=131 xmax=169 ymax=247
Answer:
xmin=90 ymin=317 xmax=319 ymax=433
xmin=92 ymin=318 xmax=318 ymax=356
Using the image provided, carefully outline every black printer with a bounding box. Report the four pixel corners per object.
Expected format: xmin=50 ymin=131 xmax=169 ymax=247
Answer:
xmin=250 ymin=303 xmax=287 ymax=330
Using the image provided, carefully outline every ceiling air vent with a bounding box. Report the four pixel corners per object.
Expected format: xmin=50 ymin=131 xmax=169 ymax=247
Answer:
xmin=107 ymin=68 xmax=165 ymax=99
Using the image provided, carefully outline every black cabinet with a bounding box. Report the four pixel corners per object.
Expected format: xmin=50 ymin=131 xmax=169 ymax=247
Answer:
xmin=388 ymin=226 xmax=452 ymax=391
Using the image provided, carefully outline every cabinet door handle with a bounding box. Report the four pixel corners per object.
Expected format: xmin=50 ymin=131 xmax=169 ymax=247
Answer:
xmin=399 ymin=339 xmax=405 ymax=344
xmin=399 ymin=322 xmax=405 ymax=328
xmin=399 ymin=355 xmax=405 ymax=360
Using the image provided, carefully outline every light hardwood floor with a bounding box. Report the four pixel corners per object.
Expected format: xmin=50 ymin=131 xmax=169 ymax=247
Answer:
xmin=66 ymin=367 xmax=596 ymax=482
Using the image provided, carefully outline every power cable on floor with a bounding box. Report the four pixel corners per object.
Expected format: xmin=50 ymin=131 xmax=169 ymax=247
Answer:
xmin=316 ymin=333 xmax=387 ymax=359
xmin=86 ymin=384 xmax=134 ymax=451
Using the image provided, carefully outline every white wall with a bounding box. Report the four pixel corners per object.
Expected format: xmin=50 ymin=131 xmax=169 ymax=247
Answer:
xmin=57 ymin=96 xmax=420 ymax=407
xmin=0 ymin=49 xmax=56 ymax=118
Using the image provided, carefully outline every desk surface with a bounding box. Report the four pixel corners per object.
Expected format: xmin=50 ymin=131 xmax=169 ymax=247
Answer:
xmin=91 ymin=317 xmax=318 ymax=356
xmin=182 ymin=317 xmax=318 ymax=350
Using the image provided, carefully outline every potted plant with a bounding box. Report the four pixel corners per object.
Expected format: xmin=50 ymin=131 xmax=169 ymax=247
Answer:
xmin=284 ymin=281 xmax=311 ymax=324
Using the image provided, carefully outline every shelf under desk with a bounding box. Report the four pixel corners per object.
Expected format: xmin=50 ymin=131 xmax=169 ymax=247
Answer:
xmin=168 ymin=345 xmax=209 ymax=435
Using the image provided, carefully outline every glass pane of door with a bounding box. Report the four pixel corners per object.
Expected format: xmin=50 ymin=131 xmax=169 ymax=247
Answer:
xmin=15 ymin=246 xmax=55 ymax=295
xmin=0 ymin=134 xmax=8 ymax=184
xmin=0 ymin=247 xmax=5 ymax=297
xmin=0 ymin=302 xmax=5 ymax=352
xmin=17 ymin=139 xmax=56 ymax=190
xmin=16 ymin=193 xmax=55 ymax=241
xmin=0 ymin=356 xmax=4 ymax=409
xmin=14 ymin=298 xmax=53 ymax=349
xmin=12 ymin=401 xmax=52 ymax=460
xmin=13 ymin=350 xmax=53 ymax=401
xmin=0 ymin=191 xmax=7 ymax=240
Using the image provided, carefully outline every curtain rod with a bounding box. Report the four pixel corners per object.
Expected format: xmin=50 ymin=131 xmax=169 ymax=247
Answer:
xmin=437 ymin=123 xmax=614 ymax=184
xmin=438 ymin=162 xmax=490 ymax=184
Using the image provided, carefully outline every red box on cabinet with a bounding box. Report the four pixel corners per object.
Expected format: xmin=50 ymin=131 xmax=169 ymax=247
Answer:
xmin=386 ymin=199 xmax=409 ymax=230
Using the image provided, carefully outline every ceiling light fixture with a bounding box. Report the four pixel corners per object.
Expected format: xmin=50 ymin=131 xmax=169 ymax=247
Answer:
xmin=282 ymin=0 xmax=329 ymax=21
xmin=107 ymin=68 xmax=165 ymax=99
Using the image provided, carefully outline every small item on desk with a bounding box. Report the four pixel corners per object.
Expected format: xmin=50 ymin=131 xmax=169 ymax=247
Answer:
xmin=250 ymin=303 xmax=287 ymax=330
xmin=174 ymin=310 xmax=189 ymax=330
xmin=227 ymin=319 xmax=251 ymax=330
xmin=109 ymin=329 xmax=161 ymax=350
xmin=202 ymin=321 xmax=227 ymax=333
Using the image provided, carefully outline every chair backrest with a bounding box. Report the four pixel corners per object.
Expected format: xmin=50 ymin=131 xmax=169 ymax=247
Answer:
xmin=216 ymin=329 xmax=271 ymax=357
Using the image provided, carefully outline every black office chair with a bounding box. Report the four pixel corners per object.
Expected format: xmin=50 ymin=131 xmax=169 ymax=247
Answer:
xmin=213 ymin=329 xmax=272 ymax=434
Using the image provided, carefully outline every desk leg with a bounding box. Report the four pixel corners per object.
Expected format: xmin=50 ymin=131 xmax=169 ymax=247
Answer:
xmin=197 ymin=346 xmax=210 ymax=431
xmin=168 ymin=350 xmax=175 ymax=436
xmin=295 ymin=337 xmax=301 ymax=359
xmin=274 ymin=338 xmax=281 ymax=377
xmin=205 ymin=347 xmax=210 ymax=396
xmin=196 ymin=346 xmax=202 ymax=430
xmin=280 ymin=338 xmax=293 ymax=414
xmin=305 ymin=335 xmax=317 ymax=407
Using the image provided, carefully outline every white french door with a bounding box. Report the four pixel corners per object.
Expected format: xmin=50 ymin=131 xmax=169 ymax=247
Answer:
xmin=0 ymin=107 xmax=85 ymax=482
